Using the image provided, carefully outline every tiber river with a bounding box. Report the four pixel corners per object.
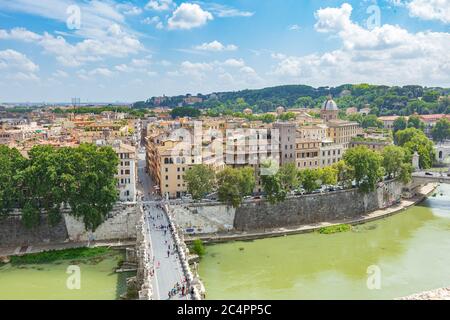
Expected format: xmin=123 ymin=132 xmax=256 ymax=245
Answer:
xmin=199 ymin=184 xmax=450 ymax=300
xmin=0 ymin=185 xmax=448 ymax=300
xmin=0 ymin=250 xmax=130 ymax=300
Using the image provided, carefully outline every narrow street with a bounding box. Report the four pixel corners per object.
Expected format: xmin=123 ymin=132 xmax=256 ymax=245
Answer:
xmin=137 ymin=147 xmax=191 ymax=300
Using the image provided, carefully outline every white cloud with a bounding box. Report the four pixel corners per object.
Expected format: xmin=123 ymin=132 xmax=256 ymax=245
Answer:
xmin=194 ymin=40 xmax=238 ymax=52
xmin=90 ymin=68 xmax=114 ymax=77
xmin=0 ymin=49 xmax=39 ymax=82
xmin=0 ymin=49 xmax=39 ymax=72
xmin=168 ymin=58 xmax=262 ymax=88
xmin=168 ymin=3 xmax=213 ymax=30
xmin=223 ymin=58 xmax=245 ymax=68
xmin=53 ymin=70 xmax=69 ymax=78
xmin=145 ymin=0 xmax=174 ymax=12
xmin=0 ymin=25 xmax=143 ymax=67
xmin=198 ymin=2 xmax=254 ymax=17
xmin=142 ymin=16 xmax=164 ymax=29
xmin=271 ymin=3 xmax=450 ymax=86
xmin=288 ymin=24 xmax=301 ymax=31
xmin=118 ymin=4 xmax=143 ymax=16
xmin=407 ymin=0 xmax=450 ymax=24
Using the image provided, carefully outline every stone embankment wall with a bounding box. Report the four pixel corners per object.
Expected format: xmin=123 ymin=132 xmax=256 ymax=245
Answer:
xmin=0 ymin=212 xmax=68 ymax=247
xmin=64 ymin=204 xmax=137 ymax=242
xmin=234 ymin=181 xmax=403 ymax=231
xmin=171 ymin=204 xmax=235 ymax=234
xmin=173 ymin=181 xmax=403 ymax=233
xmin=0 ymin=203 xmax=137 ymax=247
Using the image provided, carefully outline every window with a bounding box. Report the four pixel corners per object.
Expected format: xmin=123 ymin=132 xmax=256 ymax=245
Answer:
xmin=165 ymin=176 xmax=169 ymax=180
xmin=165 ymin=168 xmax=168 ymax=172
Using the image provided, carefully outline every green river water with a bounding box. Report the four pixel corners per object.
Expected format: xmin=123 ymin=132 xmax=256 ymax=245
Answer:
xmin=199 ymin=184 xmax=450 ymax=300
xmin=0 ymin=250 xmax=130 ymax=300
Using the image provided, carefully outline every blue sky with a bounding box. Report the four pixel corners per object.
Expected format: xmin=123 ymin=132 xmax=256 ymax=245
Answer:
xmin=0 ymin=0 xmax=449 ymax=102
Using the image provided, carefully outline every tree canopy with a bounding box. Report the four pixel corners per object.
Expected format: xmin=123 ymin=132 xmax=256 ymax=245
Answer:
xmin=0 ymin=144 xmax=119 ymax=231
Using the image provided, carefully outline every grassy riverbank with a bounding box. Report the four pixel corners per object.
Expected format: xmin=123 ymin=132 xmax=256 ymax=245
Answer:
xmin=318 ymin=224 xmax=352 ymax=234
xmin=9 ymin=247 xmax=112 ymax=265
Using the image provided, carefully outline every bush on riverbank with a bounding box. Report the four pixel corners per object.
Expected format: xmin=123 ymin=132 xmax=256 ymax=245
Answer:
xmin=9 ymin=247 xmax=111 ymax=265
xmin=318 ymin=224 xmax=352 ymax=234
xmin=191 ymin=239 xmax=206 ymax=257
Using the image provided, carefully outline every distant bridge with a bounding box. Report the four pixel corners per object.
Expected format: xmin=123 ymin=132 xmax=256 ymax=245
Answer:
xmin=412 ymin=171 xmax=450 ymax=184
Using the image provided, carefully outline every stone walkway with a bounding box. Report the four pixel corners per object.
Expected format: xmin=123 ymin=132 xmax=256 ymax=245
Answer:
xmin=186 ymin=183 xmax=438 ymax=244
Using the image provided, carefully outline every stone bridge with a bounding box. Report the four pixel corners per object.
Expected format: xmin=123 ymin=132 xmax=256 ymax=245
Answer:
xmin=435 ymin=143 xmax=450 ymax=164
xmin=412 ymin=171 xmax=450 ymax=186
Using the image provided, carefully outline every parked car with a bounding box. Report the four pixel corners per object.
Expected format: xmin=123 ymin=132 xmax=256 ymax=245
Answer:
xmin=425 ymin=172 xmax=433 ymax=176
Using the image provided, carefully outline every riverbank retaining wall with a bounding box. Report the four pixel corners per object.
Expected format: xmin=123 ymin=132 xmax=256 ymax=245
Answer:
xmin=0 ymin=213 xmax=68 ymax=247
xmin=174 ymin=180 xmax=403 ymax=233
xmin=0 ymin=203 xmax=138 ymax=247
xmin=234 ymin=181 xmax=403 ymax=231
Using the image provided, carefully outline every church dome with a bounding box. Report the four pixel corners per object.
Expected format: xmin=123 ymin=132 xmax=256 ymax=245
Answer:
xmin=276 ymin=106 xmax=285 ymax=115
xmin=243 ymin=108 xmax=253 ymax=115
xmin=322 ymin=97 xmax=338 ymax=111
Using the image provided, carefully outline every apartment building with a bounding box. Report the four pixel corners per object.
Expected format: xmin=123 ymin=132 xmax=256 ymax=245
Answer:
xmin=113 ymin=142 xmax=137 ymax=203
xmin=326 ymin=120 xmax=361 ymax=149
xmin=319 ymin=141 xmax=344 ymax=167
xmin=296 ymin=139 xmax=320 ymax=170
xmin=273 ymin=122 xmax=296 ymax=165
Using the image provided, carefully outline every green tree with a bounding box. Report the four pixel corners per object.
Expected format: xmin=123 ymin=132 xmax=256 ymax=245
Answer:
xmin=393 ymin=117 xmax=408 ymax=133
xmin=343 ymin=146 xmax=383 ymax=193
xmin=422 ymin=90 xmax=440 ymax=103
xmin=170 ymin=107 xmax=201 ymax=119
xmin=68 ymin=144 xmax=119 ymax=231
xmin=261 ymin=170 xmax=286 ymax=204
xmin=431 ymin=118 xmax=450 ymax=142
xmin=299 ymin=169 xmax=321 ymax=193
xmin=0 ymin=146 xmax=26 ymax=215
xmin=399 ymin=163 xmax=413 ymax=184
xmin=382 ymin=145 xmax=406 ymax=179
xmin=278 ymin=112 xmax=296 ymax=121
xmin=260 ymin=162 xmax=298 ymax=204
xmin=184 ymin=165 xmax=216 ymax=200
xmin=407 ymin=115 xmax=425 ymax=130
xmin=332 ymin=160 xmax=354 ymax=188
xmin=278 ymin=162 xmax=300 ymax=190
xmin=361 ymin=115 xmax=383 ymax=129
xmin=396 ymin=128 xmax=435 ymax=169
xmin=217 ymin=167 xmax=255 ymax=208
xmin=320 ymin=166 xmax=338 ymax=186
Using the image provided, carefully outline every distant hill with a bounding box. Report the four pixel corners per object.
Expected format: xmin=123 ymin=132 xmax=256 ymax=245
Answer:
xmin=133 ymin=84 xmax=450 ymax=117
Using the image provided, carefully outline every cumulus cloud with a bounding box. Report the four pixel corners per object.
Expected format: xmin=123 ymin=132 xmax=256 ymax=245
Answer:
xmin=142 ymin=16 xmax=164 ymax=29
xmin=145 ymin=0 xmax=174 ymax=11
xmin=0 ymin=49 xmax=39 ymax=81
xmin=271 ymin=3 xmax=450 ymax=86
xmin=168 ymin=3 xmax=213 ymax=30
xmin=194 ymin=40 xmax=238 ymax=52
xmin=0 ymin=25 xmax=143 ymax=67
xmin=168 ymin=58 xmax=262 ymax=89
xmin=197 ymin=2 xmax=254 ymax=17
xmin=407 ymin=0 xmax=450 ymax=24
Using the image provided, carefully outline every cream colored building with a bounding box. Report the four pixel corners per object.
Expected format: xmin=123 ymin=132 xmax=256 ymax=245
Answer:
xmin=296 ymin=139 xmax=320 ymax=169
xmin=319 ymin=141 xmax=344 ymax=167
xmin=327 ymin=120 xmax=361 ymax=149
xmin=112 ymin=142 xmax=137 ymax=203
